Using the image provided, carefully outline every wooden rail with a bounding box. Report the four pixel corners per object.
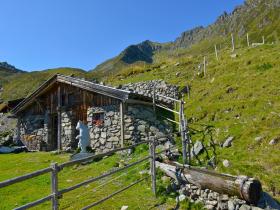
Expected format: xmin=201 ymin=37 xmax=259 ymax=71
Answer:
xmin=0 ymin=139 xmax=159 ymax=210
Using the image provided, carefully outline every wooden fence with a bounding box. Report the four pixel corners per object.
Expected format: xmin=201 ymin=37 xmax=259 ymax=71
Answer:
xmin=0 ymin=139 xmax=160 ymax=210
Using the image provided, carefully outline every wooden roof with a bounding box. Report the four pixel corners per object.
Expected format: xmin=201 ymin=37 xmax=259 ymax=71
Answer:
xmin=11 ymin=74 xmax=134 ymax=115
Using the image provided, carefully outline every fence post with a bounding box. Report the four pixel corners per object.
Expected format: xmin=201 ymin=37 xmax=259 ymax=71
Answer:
xmin=180 ymin=101 xmax=187 ymax=164
xmin=149 ymin=137 xmax=156 ymax=195
xmin=153 ymin=85 xmax=156 ymax=112
xmin=231 ymin=33 xmax=235 ymax=52
xmin=247 ymin=33 xmax=250 ymax=47
xmin=203 ymin=56 xmax=206 ymax=77
xmin=51 ymin=163 xmax=59 ymax=210
xmin=214 ymin=45 xmax=218 ymax=61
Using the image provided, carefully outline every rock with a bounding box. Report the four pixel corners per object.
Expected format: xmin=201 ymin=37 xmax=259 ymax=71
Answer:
xmin=128 ymin=126 xmax=134 ymax=131
xmin=120 ymin=206 xmax=128 ymax=210
xmin=205 ymin=204 xmax=215 ymax=210
xmin=191 ymin=141 xmax=204 ymax=157
xmin=255 ymin=136 xmax=263 ymax=142
xmin=228 ymin=200 xmax=235 ymax=210
xmin=137 ymin=125 xmax=146 ymax=133
xmin=175 ymin=72 xmax=181 ymax=77
xmin=178 ymin=194 xmax=186 ymax=202
xmin=222 ymin=136 xmax=234 ymax=148
xmin=217 ymin=201 xmax=228 ymax=210
xmin=230 ymin=53 xmax=238 ymax=58
xmin=104 ymin=119 xmax=111 ymax=126
xmin=101 ymin=132 xmax=107 ymax=139
xmin=220 ymin=194 xmax=229 ymax=201
xmin=223 ymin=159 xmax=230 ymax=167
xmin=106 ymin=111 xmax=114 ymax=117
xmin=107 ymin=137 xmax=118 ymax=142
xmin=269 ymin=137 xmax=279 ymax=145
xmin=239 ymin=204 xmax=251 ymax=210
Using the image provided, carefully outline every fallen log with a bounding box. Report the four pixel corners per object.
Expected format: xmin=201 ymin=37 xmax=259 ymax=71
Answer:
xmin=156 ymin=161 xmax=262 ymax=205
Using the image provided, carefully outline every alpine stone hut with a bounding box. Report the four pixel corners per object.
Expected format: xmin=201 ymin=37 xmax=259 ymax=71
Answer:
xmin=12 ymin=74 xmax=178 ymax=153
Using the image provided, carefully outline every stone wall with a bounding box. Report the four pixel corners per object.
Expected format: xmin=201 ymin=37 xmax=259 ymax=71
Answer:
xmin=61 ymin=110 xmax=76 ymax=150
xmin=121 ymin=80 xmax=179 ymax=104
xmin=19 ymin=114 xmax=48 ymax=151
xmin=87 ymin=104 xmax=173 ymax=153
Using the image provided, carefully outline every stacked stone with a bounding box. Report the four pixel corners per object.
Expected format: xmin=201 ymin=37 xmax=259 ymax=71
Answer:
xmin=87 ymin=104 xmax=173 ymax=153
xmin=61 ymin=111 xmax=75 ymax=150
xmin=88 ymin=105 xmax=121 ymax=153
xmin=19 ymin=115 xmax=46 ymax=150
xmin=177 ymin=182 xmax=253 ymax=210
xmin=121 ymin=80 xmax=179 ymax=104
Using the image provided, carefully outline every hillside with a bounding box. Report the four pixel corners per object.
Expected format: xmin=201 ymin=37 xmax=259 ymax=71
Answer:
xmin=105 ymin=42 xmax=280 ymax=200
xmin=1 ymin=67 xmax=87 ymax=101
xmin=0 ymin=62 xmax=24 ymax=86
xmin=90 ymin=40 xmax=164 ymax=80
xmin=90 ymin=0 xmax=280 ymax=80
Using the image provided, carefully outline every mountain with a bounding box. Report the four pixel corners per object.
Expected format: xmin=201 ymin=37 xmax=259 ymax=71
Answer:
xmin=90 ymin=0 xmax=280 ymax=79
xmin=90 ymin=40 xmax=164 ymax=79
xmin=0 ymin=62 xmax=25 ymax=85
xmin=173 ymin=0 xmax=280 ymax=49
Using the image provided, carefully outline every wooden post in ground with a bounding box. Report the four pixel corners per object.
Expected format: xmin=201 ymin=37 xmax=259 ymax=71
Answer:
xmin=231 ymin=33 xmax=235 ymax=52
xmin=262 ymin=36 xmax=265 ymax=44
xmin=247 ymin=33 xmax=250 ymax=47
xmin=120 ymin=101 xmax=124 ymax=148
xmin=57 ymin=85 xmax=62 ymax=151
xmin=51 ymin=163 xmax=59 ymax=210
xmin=214 ymin=45 xmax=218 ymax=61
xmin=203 ymin=56 xmax=206 ymax=77
xmin=149 ymin=137 xmax=156 ymax=195
xmin=180 ymin=101 xmax=187 ymax=164
xmin=152 ymin=85 xmax=156 ymax=112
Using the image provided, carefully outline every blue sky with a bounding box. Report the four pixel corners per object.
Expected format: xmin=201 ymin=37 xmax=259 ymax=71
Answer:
xmin=0 ymin=0 xmax=244 ymax=71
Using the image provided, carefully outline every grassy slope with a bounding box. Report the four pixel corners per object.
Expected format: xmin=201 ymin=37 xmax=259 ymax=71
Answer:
xmin=107 ymin=43 xmax=280 ymax=200
xmin=1 ymin=68 xmax=87 ymax=101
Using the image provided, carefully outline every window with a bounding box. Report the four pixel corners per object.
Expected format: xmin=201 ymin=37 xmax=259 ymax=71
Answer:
xmin=92 ymin=112 xmax=104 ymax=127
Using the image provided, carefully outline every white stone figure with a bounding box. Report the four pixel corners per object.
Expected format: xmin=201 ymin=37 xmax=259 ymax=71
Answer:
xmin=76 ymin=120 xmax=90 ymax=153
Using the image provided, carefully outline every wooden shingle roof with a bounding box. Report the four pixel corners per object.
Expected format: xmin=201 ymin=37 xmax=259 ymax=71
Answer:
xmin=11 ymin=74 xmax=133 ymax=115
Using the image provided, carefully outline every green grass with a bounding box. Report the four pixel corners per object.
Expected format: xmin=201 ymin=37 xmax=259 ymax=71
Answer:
xmin=105 ymin=43 xmax=280 ymax=200
xmin=0 ymin=148 xmax=199 ymax=210
xmin=1 ymin=67 xmax=87 ymax=101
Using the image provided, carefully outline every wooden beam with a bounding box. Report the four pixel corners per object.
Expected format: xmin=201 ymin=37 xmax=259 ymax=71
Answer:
xmin=57 ymin=85 xmax=62 ymax=151
xmin=156 ymin=104 xmax=180 ymax=115
xmin=126 ymin=99 xmax=153 ymax=106
xmin=120 ymin=101 xmax=124 ymax=148
xmin=156 ymin=161 xmax=262 ymax=205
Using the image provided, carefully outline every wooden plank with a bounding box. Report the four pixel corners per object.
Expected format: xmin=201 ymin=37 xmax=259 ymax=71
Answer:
xmin=57 ymin=85 xmax=62 ymax=151
xmin=149 ymin=138 xmax=156 ymax=195
xmin=120 ymin=101 xmax=124 ymax=148
xmin=155 ymin=93 xmax=182 ymax=103
xmin=0 ymin=167 xmax=52 ymax=188
xmin=59 ymin=156 xmax=150 ymax=195
xmin=158 ymin=115 xmax=180 ymax=125
xmin=59 ymin=140 xmax=151 ymax=169
xmin=153 ymin=86 xmax=156 ymax=112
xmin=81 ymin=177 xmax=148 ymax=210
xmin=126 ymin=99 xmax=153 ymax=107
xmin=156 ymin=104 xmax=180 ymax=115
xmin=14 ymin=194 xmax=53 ymax=210
xmin=51 ymin=163 xmax=59 ymax=210
xmin=180 ymin=101 xmax=187 ymax=164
